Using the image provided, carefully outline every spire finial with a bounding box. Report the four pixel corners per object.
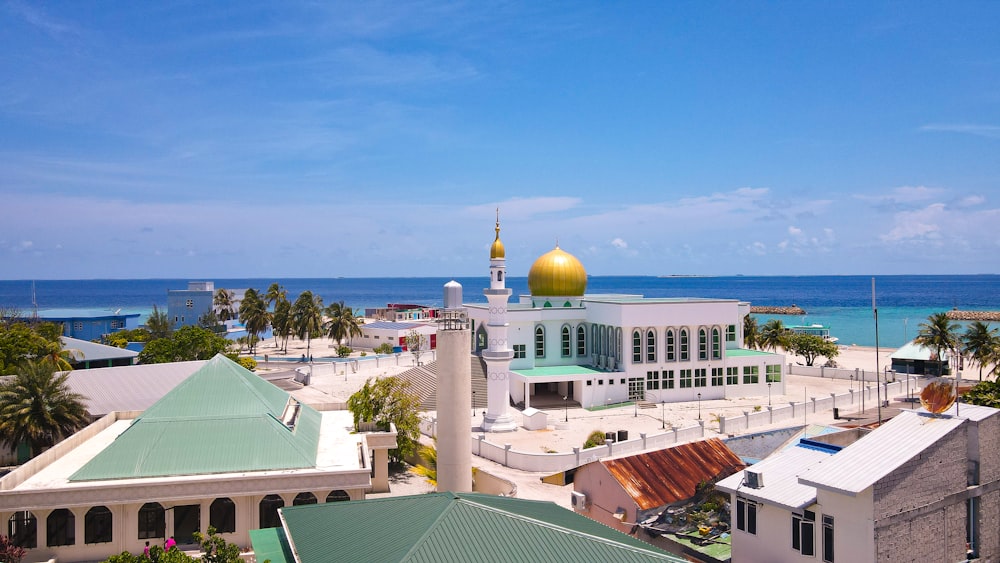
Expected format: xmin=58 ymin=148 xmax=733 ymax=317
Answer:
xmin=495 ymin=208 xmax=501 ymax=239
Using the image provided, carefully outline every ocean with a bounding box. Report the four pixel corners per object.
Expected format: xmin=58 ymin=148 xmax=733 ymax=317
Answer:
xmin=2 ymin=275 xmax=999 ymax=348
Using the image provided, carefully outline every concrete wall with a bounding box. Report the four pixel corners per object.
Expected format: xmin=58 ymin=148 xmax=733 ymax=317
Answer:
xmin=571 ymin=462 xmax=637 ymax=535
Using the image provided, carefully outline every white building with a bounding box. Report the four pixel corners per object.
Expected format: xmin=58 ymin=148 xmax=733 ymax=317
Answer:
xmin=466 ymin=219 xmax=785 ymax=423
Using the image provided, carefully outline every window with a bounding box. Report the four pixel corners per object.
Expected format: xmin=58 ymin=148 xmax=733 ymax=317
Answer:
xmin=534 ymin=326 xmax=545 ymax=358
xmin=592 ymin=325 xmax=600 ymax=355
xmin=513 ymin=344 xmax=526 ymax=359
xmin=823 ymin=515 xmax=834 ymax=562
xmin=137 ymin=503 xmax=164 ymax=540
xmin=680 ymin=329 xmax=689 ymax=361
xmin=586 ymin=380 xmax=592 ymax=386
xmin=9 ymin=511 xmax=37 ymax=548
xmin=712 ymin=328 xmax=721 ymax=359
xmin=110 ymin=320 xmax=123 ymax=329
xmin=210 ymin=498 xmax=236 ymax=534
xmin=577 ymin=326 xmax=586 ymax=356
xmin=632 ymin=330 xmax=642 ymax=363
xmin=679 ymin=369 xmax=692 ymax=388
xmin=792 ymin=510 xmax=816 ymax=556
xmin=185 ymin=299 xmax=194 ymax=308
xmin=47 ymin=508 xmax=75 ymax=547
xmin=85 ymin=506 xmax=112 ymax=544
xmin=694 ymin=368 xmax=707 ymax=387
xmin=698 ymin=328 xmax=708 ymax=360
xmin=743 ymin=365 xmax=759 ymax=384
xmin=736 ymin=497 xmax=757 ymax=535
xmin=620 ymin=378 xmax=626 ymax=385
xmin=259 ymin=495 xmax=285 ymax=529
xmin=766 ymin=364 xmax=782 ymax=383
xmin=293 ymin=492 xmax=317 ymax=506
xmin=327 ymin=490 xmax=350 ymax=502
xmin=711 ymin=368 xmax=724 ymax=386
xmin=475 ymin=326 xmax=487 ymax=352
xmin=73 ymin=321 xmax=83 ymax=331
xmin=646 ymin=371 xmax=660 ymax=390
xmin=727 ymin=367 xmax=739 ymax=385
xmin=646 ymin=329 xmax=656 ymax=362
xmin=598 ymin=379 xmax=604 ymax=385
xmin=665 ymin=329 xmax=675 ymax=361
xmin=663 ymin=370 xmax=675 ymax=389
xmin=726 ymin=324 xmax=737 ymax=342
xmin=561 ymin=326 xmax=571 ymax=357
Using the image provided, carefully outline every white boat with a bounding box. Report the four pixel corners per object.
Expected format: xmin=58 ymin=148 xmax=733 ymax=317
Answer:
xmin=788 ymin=323 xmax=839 ymax=343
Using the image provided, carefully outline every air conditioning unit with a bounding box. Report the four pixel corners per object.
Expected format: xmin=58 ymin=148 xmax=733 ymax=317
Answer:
xmin=570 ymin=491 xmax=588 ymax=511
xmin=745 ymin=470 xmax=764 ymax=489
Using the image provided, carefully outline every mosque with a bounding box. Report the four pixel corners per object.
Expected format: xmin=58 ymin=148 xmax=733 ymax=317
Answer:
xmin=466 ymin=218 xmax=785 ymax=432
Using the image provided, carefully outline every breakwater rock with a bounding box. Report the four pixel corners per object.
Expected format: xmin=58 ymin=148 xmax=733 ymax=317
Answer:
xmin=750 ymin=305 xmax=807 ymax=315
xmin=945 ymin=310 xmax=1000 ymax=321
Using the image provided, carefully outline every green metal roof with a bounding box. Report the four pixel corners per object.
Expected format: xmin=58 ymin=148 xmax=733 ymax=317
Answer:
xmin=271 ymin=492 xmax=685 ymax=563
xmin=70 ymin=354 xmax=320 ymax=481
xmin=249 ymin=527 xmax=294 ymax=563
xmin=512 ymin=365 xmax=609 ymax=378
xmin=725 ymin=348 xmax=780 ymax=358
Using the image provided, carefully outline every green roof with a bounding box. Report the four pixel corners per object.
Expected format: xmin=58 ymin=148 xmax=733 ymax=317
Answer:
xmin=512 ymin=365 xmax=609 ymax=378
xmin=70 ymin=354 xmax=320 ymax=481
xmin=249 ymin=527 xmax=294 ymax=563
xmin=725 ymin=348 xmax=781 ymax=358
xmin=268 ymin=492 xmax=685 ymax=563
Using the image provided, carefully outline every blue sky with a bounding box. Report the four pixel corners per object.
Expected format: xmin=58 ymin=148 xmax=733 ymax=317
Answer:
xmin=2 ymin=1 xmax=999 ymax=279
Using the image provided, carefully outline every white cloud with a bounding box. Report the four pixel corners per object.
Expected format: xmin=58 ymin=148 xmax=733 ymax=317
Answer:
xmin=610 ymin=238 xmax=628 ymax=249
xmin=788 ymin=226 xmax=802 ymax=236
xmin=920 ymin=123 xmax=1000 ymax=139
xmin=958 ymin=195 xmax=986 ymax=208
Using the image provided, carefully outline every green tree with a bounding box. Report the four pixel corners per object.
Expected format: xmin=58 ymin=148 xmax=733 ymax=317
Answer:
xmin=914 ymin=312 xmax=961 ymax=374
xmin=347 ymin=376 xmax=420 ymax=465
xmin=405 ymin=330 xmax=428 ymax=366
xmin=0 ymin=323 xmax=52 ymax=375
xmin=238 ymin=288 xmax=269 ymax=355
xmin=324 ymin=300 xmax=363 ymax=346
xmin=742 ymin=315 xmax=760 ymax=350
xmin=962 ymin=321 xmax=998 ymax=381
xmin=759 ymin=319 xmax=788 ymax=352
xmin=0 ymin=360 xmax=88 ymax=458
xmin=291 ymin=291 xmax=324 ymax=359
xmin=786 ymin=333 xmax=839 ymax=366
xmin=963 ymin=379 xmax=1000 ymax=409
xmin=146 ymin=304 xmax=174 ymax=340
xmin=103 ymin=328 xmax=152 ymax=348
xmin=271 ymin=297 xmax=292 ymax=353
xmin=265 ymin=283 xmax=288 ymax=348
xmin=137 ymin=326 xmax=233 ymax=364
xmin=213 ymin=289 xmax=236 ymax=322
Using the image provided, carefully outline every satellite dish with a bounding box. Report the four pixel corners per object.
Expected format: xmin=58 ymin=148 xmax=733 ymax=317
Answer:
xmin=920 ymin=377 xmax=956 ymax=415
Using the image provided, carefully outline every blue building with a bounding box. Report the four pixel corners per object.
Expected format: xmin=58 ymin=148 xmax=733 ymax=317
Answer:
xmin=167 ymin=281 xmax=216 ymax=328
xmin=35 ymin=309 xmax=141 ymax=341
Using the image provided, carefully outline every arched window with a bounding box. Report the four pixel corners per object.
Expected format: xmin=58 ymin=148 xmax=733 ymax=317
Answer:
xmin=561 ymin=325 xmax=571 ymax=357
xmin=535 ymin=326 xmax=545 ymax=358
xmin=699 ymin=328 xmax=708 ymax=360
xmin=326 ymin=490 xmax=351 ymax=502
xmin=497 ymin=271 xmax=503 ymax=282
xmin=616 ymin=328 xmax=623 ymax=360
xmin=646 ymin=329 xmax=656 ymax=362
xmin=137 ymin=503 xmax=164 ymax=540
xmin=475 ymin=325 xmax=488 ymax=353
xmin=680 ymin=329 xmax=689 ymax=361
xmin=563 ymin=301 xmax=572 ymax=307
xmin=8 ymin=511 xmax=36 ymax=548
xmin=293 ymin=492 xmax=317 ymax=506
xmin=85 ymin=506 xmax=112 ymax=544
xmin=576 ymin=326 xmax=586 ymax=356
xmin=259 ymin=495 xmax=285 ymax=529
xmin=666 ymin=329 xmax=676 ymax=361
xmin=591 ymin=325 xmax=599 ymax=355
xmin=712 ymin=327 xmax=722 ymax=359
xmin=632 ymin=330 xmax=642 ymax=363
xmin=210 ymin=498 xmax=236 ymax=534
xmin=47 ymin=509 xmax=74 ymax=547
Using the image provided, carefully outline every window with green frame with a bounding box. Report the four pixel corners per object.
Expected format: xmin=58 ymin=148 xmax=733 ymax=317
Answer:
xmin=680 ymin=329 xmax=689 ymax=361
xmin=679 ymin=369 xmax=692 ymax=388
xmin=646 ymin=329 xmax=656 ymax=362
xmin=534 ymin=326 xmax=545 ymax=357
xmin=698 ymin=328 xmax=708 ymax=360
xmin=577 ymin=326 xmax=586 ymax=356
xmin=726 ymin=324 xmax=737 ymax=342
xmin=694 ymin=368 xmax=707 ymax=387
xmin=632 ymin=330 xmax=642 ymax=363
xmin=726 ymin=366 xmax=739 ymax=385
xmin=711 ymin=367 xmax=724 ymax=386
xmin=743 ymin=365 xmax=759 ymax=384
xmin=646 ymin=370 xmax=660 ymax=390
xmin=712 ymin=328 xmax=721 ymax=359
xmin=513 ymin=344 xmax=526 ymax=359
xmin=766 ymin=364 xmax=781 ymax=382
xmin=666 ymin=329 xmax=675 ymax=361
xmin=663 ymin=370 xmax=675 ymax=389
xmin=561 ymin=326 xmax=571 ymax=357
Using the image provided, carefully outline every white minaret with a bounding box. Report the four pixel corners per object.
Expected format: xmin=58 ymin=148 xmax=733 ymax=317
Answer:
xmin=482 ymin=212 xmax=517 ymax=432
xmin=435 ymin=280 xmax=472 ymax=492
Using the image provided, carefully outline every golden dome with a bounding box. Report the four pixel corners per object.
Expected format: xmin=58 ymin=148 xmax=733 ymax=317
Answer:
xmin=490 ymin=215 xmax=505 ymax=259
xmin=528 ymin=245 xmax=587 ymax=297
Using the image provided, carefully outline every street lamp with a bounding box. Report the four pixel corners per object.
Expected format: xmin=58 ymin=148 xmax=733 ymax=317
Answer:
xmin=634 ymin=397 xmax=638 ymax=418
xmin=661 ymin=400 xmax=665 ymax=429
xmin=563 ymin=395 xmax=568 ymax=422
xmin=768 ymin=382 xmax=772 ymax=406
xmin=697 ymin=393 xmax=702 ymax=420
xmin=472 ymin=390 xmax=477 ymax=417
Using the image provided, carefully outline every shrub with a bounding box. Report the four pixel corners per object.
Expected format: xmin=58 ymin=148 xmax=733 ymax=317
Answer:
xmin=337 ymin=345 xmax=352 ymax=358
xmin=582 ymin=430 xmax=606 ymax=449
xmin=374 ymin=343 xmax=395 ymax=355
xmin=237 ymin=357 xmax=257 ymax=371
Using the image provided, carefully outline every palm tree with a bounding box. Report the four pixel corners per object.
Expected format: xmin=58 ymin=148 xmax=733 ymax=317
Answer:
xmin=264 ymin=283 xmax=287 ymax=311
xmin=214 ymin=289 xmax=236 ymax=322
xmin=146 ymin=304 xmax=174 ymax=339
xmin=324 ymin=301 xmax=363 ymax=347
xmin=291 ymin=291 xmax=324 ymax=359
xmin=963 ymin=321 xmax=999 ymax=381
xmin=44 ymin=341 xmax=81 ymax=372
xmin=914 ymin=312 xmax=960 ymax=374
xmin=0 ymin=360 xmax=88 ymax=458
xmin=743 ymin=315 xmax=760 ymax=350
xmin=238 ymin=288 xmax=269 ymax=356
xmin=759 ymin=319 xmax=788 ymax=352
xmin=272 ymin=297 xmax=292 ymax=352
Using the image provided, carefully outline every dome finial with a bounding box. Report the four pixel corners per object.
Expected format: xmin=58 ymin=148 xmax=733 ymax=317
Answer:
xmin=490 ymin=208 xmax=506 ymax=259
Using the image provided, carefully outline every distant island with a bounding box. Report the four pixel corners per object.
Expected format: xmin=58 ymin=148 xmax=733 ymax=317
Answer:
xmin=750 ymin=305 xmax=807 ymax=315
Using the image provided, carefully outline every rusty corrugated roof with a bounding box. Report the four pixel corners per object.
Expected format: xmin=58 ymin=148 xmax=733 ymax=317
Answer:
xmin=602 ymin=438 xmax=745 ymax=510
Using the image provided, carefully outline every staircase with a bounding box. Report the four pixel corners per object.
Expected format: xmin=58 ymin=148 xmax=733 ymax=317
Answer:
xmin=396 ymin=356 xmax=489 ymax=412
